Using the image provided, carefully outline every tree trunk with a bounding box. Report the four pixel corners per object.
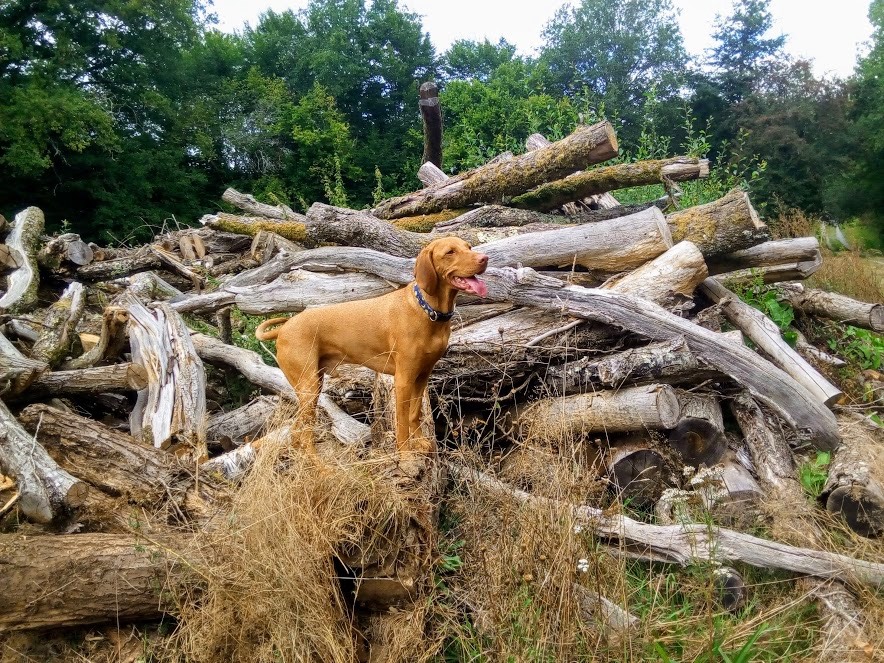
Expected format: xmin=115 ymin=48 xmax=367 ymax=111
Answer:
xmin=707 ymin=237 xmax=819 ymax=274
xmin=510 ymin=157 xmax=709 ymax=211
xmin=0 ymin=399 xmax=87 ymax=523
xmin=700 ymin=277 xmax=843 ymax=406
xmin=822 ymin=415 xmax=884 ymax=538
xmin=221 ymin=187 xmax=305 ymax=221
xmin=0 ymin=330 xmax=47 ymax=397
xmin=666 ymin=189 xmax=769 ymax=257
xmin=372 ymin=121 xmax=618 ymax=219
xmin=0 ymin=207 xmax=43 ymax=313
xmin=124 ymin=295 xmax=207 ymax=457
xmin=30 ymin=281 xmax=86 ymax=367
xmin=419 ymin=81 xmax=443 ymax=169
xmin=516 ymin=384 xmax=681 ymax=443
xmin=778 ymin=282 xmax=884 ymax=333
xmin=21 ymin=362 xmax=147 ymax=399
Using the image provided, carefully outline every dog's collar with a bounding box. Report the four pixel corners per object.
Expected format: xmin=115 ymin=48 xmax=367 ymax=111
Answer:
xmin=413 ymin=284 xmax=454 ymax=322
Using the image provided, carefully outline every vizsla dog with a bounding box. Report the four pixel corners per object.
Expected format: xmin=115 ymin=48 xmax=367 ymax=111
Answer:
xmin=255 ymin=237 xmax=488 ymax=454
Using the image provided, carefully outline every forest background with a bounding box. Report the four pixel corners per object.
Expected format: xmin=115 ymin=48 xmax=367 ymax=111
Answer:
xmin=1 ymin=0 xmax=883 ymax=247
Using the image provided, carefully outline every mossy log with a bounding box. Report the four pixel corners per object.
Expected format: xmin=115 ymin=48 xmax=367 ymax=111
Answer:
xmin=511 ymin=157 xmax=709 ymax=211
xmin=778 ymin=282 xmax=884 ymax=333
xmin=371 ymin=121 xmax=618 ymax=219
xmin=700 ymin=278 xmax=843 ymax=406
xmin=221 ymin=187 xmax=305 ymax=221
xmin=419 ymin=81 xmax=443 ymax=169
xmin=0 ymin=207 xmax=44 ymax=313
xmin=666 ymin=189 xmax=769 ymax=257
xmin=0 ymin=329 xmax=47 ymax=397
xmin=0 ymin=399 xmax=87 ymax=523
xmin=30 ymin=281 xmax=86 ymax=367
xmin=199 ymin=212 xmax=309 ymax=243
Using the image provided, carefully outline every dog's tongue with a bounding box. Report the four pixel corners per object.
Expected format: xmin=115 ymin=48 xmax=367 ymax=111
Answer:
xmin=462 ymin=276 xmax=488 ymax=298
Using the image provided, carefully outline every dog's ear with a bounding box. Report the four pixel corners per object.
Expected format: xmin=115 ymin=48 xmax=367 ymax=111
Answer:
xmin=414 ymin=245 xmax=438 ymax=295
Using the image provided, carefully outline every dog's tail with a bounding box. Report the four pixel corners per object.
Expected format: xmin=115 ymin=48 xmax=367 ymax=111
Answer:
xmin=254 ymin=317 xmax=290 ymax=341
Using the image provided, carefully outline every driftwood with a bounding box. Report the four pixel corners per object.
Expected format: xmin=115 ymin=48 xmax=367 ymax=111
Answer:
xmin=0 ymin=207 xmax=44 ymax=313
xmin=419 ymin=81 xmax=442 ymax=169
xmin=778 ymin=282 xmax=884 ymax=333
xmin=30 ymin=281 xmax=86 ymax=367
xmin=125 ymin=296 xmax=207 ymax=456
xmin=667 ymin=189 xmax=769 ymax=257
xmin=372 ymin=121 xmax=618 ymax=219
xmin=700 ymin=278 xmax=843 ymax=406
xmin=0 ymin=329 xmax=47 ymax=396
xmin=0 ymin=399 xmax=87 ymax=523
xmin=451 ymin=464 xmax=884 ymax=586
xmin=221 ymin=187 xmax=305 ymax=221
xmin=510 ymin=157 xmax=709 ymax=212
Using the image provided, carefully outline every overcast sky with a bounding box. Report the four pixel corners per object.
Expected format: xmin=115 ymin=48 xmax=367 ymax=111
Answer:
xmin=209 ymin=0 xmax=874 ymax=79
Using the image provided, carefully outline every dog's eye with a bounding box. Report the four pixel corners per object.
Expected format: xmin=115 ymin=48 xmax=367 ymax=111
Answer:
xmin=446 ymin=249 xmax=455 ymax=255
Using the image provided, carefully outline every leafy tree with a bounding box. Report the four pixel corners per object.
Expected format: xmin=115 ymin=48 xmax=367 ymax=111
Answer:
xmin=441 ymin=38 xmax=517 ymax=82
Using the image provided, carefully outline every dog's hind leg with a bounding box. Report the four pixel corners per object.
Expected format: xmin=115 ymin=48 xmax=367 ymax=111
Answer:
xmin=278 ymin=347 xmax=322 ymax=454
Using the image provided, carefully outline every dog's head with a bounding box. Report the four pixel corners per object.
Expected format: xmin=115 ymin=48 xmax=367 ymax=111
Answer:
xmin=414 ymin=237 xmax=488 ymax=298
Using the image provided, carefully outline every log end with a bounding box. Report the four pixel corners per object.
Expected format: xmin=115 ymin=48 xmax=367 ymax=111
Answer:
xmin=608 ymin=447 xmax=664 ymax=508
xmin=714 ymin=567 xmax=748 ymax=613
xmin=668 ymin=418 xmax=727 ymax=466
xmin=826 ymin=485 xmax=884 ymax=538
xmin=870 ymin=305 xmax=884 ymax=333
xmin=656 ymin=386 xmax=682 ymax=429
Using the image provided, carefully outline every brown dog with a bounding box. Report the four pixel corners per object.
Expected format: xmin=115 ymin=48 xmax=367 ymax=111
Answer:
xmin=255 ymin=237 xmax=488 ymax=454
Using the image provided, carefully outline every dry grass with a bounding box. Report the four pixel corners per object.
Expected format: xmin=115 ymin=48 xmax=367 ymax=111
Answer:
xmin=808 ymin=249 xmax=884 ymax=304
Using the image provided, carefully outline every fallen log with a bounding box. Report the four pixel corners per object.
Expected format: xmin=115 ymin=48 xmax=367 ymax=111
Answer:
xmin=62 ymin=305 xmax=130 ymax=370
xmin=110 ymin=271 xmax=183 ymax=304
xmin=419 ymin=81 xmax=443 ymax=169
xmin=0 ymin=399 xmax=87 ymax=523
xmin=516 ymin=384 xmax=681 ymax=443
xmin=778 ymin=282 xmax=884 ymax=333
xmin=76 ymin=247 xmax=163 ymax=281
xmin=714 ymin=250 xmax=821 ymax=285
xmin=433 ymin=201 xmax=664 ymax=232
xmin=372 ymin=121 xmax=618 ymax=219
xmin=207 ymin=396 xmax=279 ymax=449
xmin=0 ymin=207 xmax=43 ymax=313
xmin=510 ymin=157 xmax=709 ymax=212
xmin=700 ymin=278 xmax=843 ymax=406
xmin=666 ymin=189 xmax=769 ymax=257
xmin=30 ymin=281 xmax=86 ymax=367
xmin=450 ymin=464 xmax=884 ymax=586
xmin=707 ymin=237 xmax=819 ymax=274
xmin=604 ymin=437 xmax=665 ymax=507
xmin=822 ymin=415 xmax=884 ymax=538
xmin=21 ymin=362 xmax=147 ymax=400
xmin=124 ymin=296 xmax=207 ymax=457
xmin=0 ymin=329 xmax=47 ymax=396
xmin=221 ymin=187 xmax=305 ymax=221
xmin=37 ymin=232 xmax=94 ymax=270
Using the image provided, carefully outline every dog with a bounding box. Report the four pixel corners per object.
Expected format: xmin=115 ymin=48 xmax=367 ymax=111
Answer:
xmin=255 ymin=237 xmax=488 ymax=454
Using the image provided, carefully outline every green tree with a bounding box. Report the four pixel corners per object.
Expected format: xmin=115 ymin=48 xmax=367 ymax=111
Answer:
xmin=441 ymin=38 xmax=517 ymax=82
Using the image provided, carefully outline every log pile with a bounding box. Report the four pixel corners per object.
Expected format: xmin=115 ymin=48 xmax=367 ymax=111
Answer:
xmin=1 ymin=94 xmax=882 ymax=659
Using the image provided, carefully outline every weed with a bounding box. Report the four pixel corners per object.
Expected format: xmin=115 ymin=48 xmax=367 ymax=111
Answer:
xmin=798 ymin=452 xmax=831 ymax=499
xmin=732 ymin=275 xmax=798 ymax=346
xmin=828 ymin=325 xmax=884 ymax=371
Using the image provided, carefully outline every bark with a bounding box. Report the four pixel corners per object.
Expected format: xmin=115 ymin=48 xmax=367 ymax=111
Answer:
xmin=714 ymin=250 xmax=821 ymax=285
xmin=450 ymin=464 xmax=884 ymax=586
xmin=124 ymin=295 xmax=207 ymax=456
xmin=666 ymin=189 xmax=769 ymax=258
xmin=419 ymin=81 xmax=443 ymax=169
xmin=37 ymin=232 xmax=94 ymax=269
xmin=215 ymin=306 xmax=233 ymax=345
xmin=778 ymin=282 xmax=884 ymax=333
xmin=0 ymin=532 xmax=192 ymax=630
xmin=0 ymin=329 xmax=47 ymax=397
xmin=207 ymin=396 xmax=279 ymax=449
xmin=491 ymin=267 xmax=840 ymax=449
xmin=0 ymin=207 xmax=43 ymax=313
xmin=822 ymin=415 xmax=884 ymax=538
xmin=21 ymin=362 xmax=147 ymax=399
xmin=62 ymin=305 xmax=130 ymax=370
xmin=433 ymin=201 xmax=665 ymax=232
xmin=516 ymin=384 xmax=681 ymax=443
xmin=476 ymin=206 xmax=672 ymax=273
xmin=511 ymin=157 xmax=709 ymax=212
xmin=701 ymin=277 xmax=843 ymax=406
xmin=418 ymin=161 xmax=447 ymax=187
xmin=0 ymin=243 xmax=18 ymax=269
xmin=76 ymin=247 xmax=163 ymax=281
xmin=0 ymin=399 xmax=87 ymax=523
xmin=109 ymin=271 xmax=183 ymax=305
xmin=221 ymin=187 xmax=305 ymax=221
xmin=707 ymin=237 xmax=819 ymax=274
xmin=372 ymin=121 xmax=619 ymax=219
xmin=30 ymin=281 xmax=86 ymax=367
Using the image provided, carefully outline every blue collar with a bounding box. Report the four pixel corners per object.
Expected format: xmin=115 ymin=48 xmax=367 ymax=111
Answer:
xmin=413 ymin=283 xmax=454 ymax=322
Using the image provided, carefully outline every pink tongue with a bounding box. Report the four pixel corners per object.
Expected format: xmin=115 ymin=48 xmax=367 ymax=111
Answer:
xmin=463 ymin=276 xmax=488 ymax=298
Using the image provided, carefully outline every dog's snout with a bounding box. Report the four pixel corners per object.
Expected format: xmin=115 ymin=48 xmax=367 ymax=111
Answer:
xmin=477 ymin=253 xmax=489 ymax=269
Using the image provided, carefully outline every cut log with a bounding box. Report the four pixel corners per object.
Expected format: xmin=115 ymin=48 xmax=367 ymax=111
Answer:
xmin=778 ymin=282 xmax=884 ymax=333
xmin=418 ymin=161 xmax=447 ymax=187
xmin=250 ymin=228 xmax=304 ymax=264
xmin=433 ymin=201 xmax=665 ymax=232
xmin=713 ymin=567 xmax=748 ymax=613
xmin=714 ymin=250 xmax=821 ymax=285
xmin=124 ymin=296 xmax=207 ymax=457
xmin=372 ymin=121 xmax=618 ymax=219
xmin=0 ymin=532 xmax=191 ymax=630
xmin=707 ymin=237 xmax=819 ymax=274
xmin=30 ymin=281 xmax=86 ymax=367
xmin=76 ymin=247 xmax=163 ymax=281
xmin=516 ymin=384 xmax=681 ymax=444
xmin=221 ymin=187 xmax=305 ymax=221
xmin=700 ymin=278 xmax=843 ymax=406
xmin=822 ymin=415 xmax=884 ymax=538
xmin=62 ymin=305 xmax=130 ymax=370
xmin=676 ymin=390 xmax=725 ymax=431
xmin=510 ymin=157 xmax=709 ymax=212
xmin=666 ymin=189 xmax=769 ymax=257
xmin=604 ymin=437 xmax=665 ymax=507
xmin=37 ymin=232 xmax=94 ymax=270
xmin=476 ymin=206 xmax=672 ymax=273
xmin=0 ymin=329 xmax=47 ymax=397
xmin=21 ymin=362 xmax=147 ymax=400
xmin=207 ymin=396 xmax=279 ymax=449
xmin=149 ymin=244 xmax=204 ymax=290
xmin=450 ymin=464 xmax=884 ymax=586
xmin=709 ymin=454 xmax=764 ymax=526
xmin=0 ymin=207 xmax=43 ymax=313
xmin=419 ymin=81 xmax=443 ymax=169
xmin=0 ymin=399 xmax=86 ymax=523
